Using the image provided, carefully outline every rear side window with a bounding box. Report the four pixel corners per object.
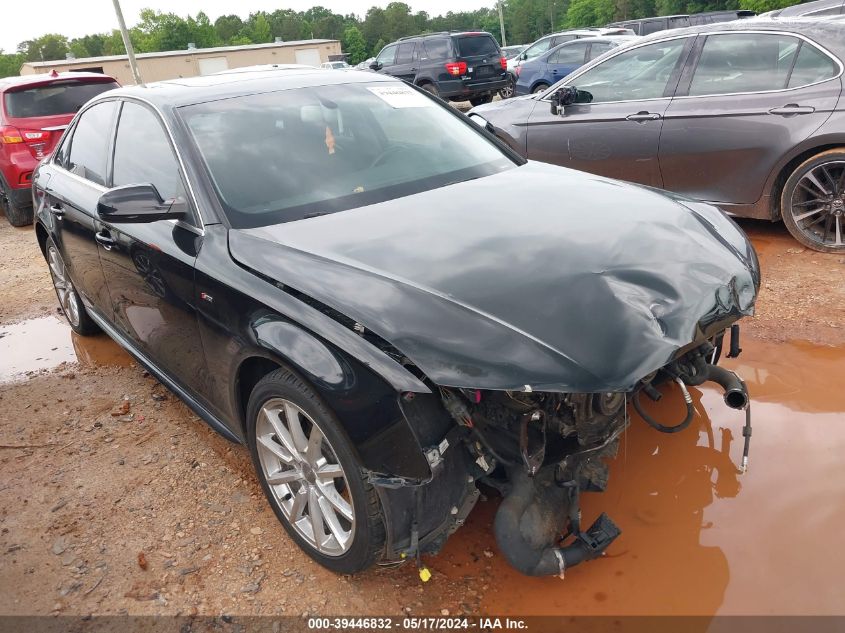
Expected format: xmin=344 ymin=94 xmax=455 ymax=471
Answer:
xmin=424 ymin=38 xmax=453 ymax=60
xmin=551 ymin=35 xmax=577 ymax=46
xmin=548 ymin=42 xmax=589 ymax=65
xmin=589 ymin=42 xmax=616 ymax=60
xmin=4 ymin=80 xmax=119 ymax=118
xmin=66 ymin=100 xmax=118 ymax=186
xmin=688 ymin=34 xmax=809 ymax=96
xmin=456 ymin=35 xmax=500 ymax=57
xmin=641 ymin=20 xmax=665 ymax=35
xmin=112 ymin=102 xmax=185 ymax=202
xmin=396 ymin=42 xmax=418 ymax=65
xmin=788 ymin=42 xmax=839 ymax=88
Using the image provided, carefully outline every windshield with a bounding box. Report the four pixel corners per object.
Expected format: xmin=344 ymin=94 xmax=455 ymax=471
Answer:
xmin=4 ymin=80 xmax=119 ymax=118
xmin=181 ymin=82 xmax=514 ymax=228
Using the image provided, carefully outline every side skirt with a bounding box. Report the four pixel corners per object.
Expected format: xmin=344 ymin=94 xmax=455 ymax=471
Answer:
xmin=86 ymin=307 xmax=243 ymax=445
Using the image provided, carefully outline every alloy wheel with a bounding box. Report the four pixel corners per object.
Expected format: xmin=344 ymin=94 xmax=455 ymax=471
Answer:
xmin=47 ymin=245 xmax=80 ymax=327
xmin=499 ymin=77 xmax=515 ymax=99
xmin=789 ymin=160 xmax=845 ymax=248
xmin=255 ymin=398 xmax=354 ymax=556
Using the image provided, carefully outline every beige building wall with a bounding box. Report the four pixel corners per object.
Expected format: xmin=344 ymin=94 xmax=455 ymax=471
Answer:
xmin=19 ymin=40 xmax=341 ymax=85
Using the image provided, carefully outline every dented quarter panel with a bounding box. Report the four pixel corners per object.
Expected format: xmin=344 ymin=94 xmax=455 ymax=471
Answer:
xmin=229 ymin=161 xmax=760 ymax=393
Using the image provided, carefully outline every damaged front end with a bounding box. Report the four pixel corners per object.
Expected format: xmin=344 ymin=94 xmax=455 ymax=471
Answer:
xmin=432 ymin=332 xmax=752 ymax=578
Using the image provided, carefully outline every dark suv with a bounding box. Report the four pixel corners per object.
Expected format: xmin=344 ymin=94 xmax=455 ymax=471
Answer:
xmin=0 ymin=71 xmax=119 ymax=226
xmin=369 ymin=31 xmax=507 ymax=105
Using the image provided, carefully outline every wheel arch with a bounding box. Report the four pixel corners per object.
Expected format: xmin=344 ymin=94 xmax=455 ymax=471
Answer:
xmin=766 ymin=137 xmax=845 ymax=220
xmin=35 ymin=220 xmax=50 ymax=258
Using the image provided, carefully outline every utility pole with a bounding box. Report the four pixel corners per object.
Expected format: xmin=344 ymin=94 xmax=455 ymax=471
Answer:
xmin=111 ymin=0 xmax=143 ymax=86
xmin=497 ymin=0 xmax=507 ymax=47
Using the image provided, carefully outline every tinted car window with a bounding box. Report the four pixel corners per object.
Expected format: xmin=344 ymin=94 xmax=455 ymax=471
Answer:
xmin=788 ymin=42 xmax=839 ymax=88
xmin=548 ymin=42 xmax=589 ymax=65
xmin=66 ymin=100 xmax=117 ymax=186
xmin=112 ymin=102 xmax=185 ymax=203
xmin=567 ymin=38 xmax=688 ymax=103
xmin=4 ymin=80 xmax=119 ymax=118
xmin=551 ymin=35 xmax=577 ymax=46
xmin=396 ymin=42 xmax=417 ymax=65
xmin=641 ymin=20 xmax=665 ymax=35
xmin=181 ymin=83 xmax=512 ymax=229
xmin=689 ymin=34 xmax=800 ymax=96
xmin=456 ymin=35 xmax=500 ymax=57
xmin=523 ymin=37 xmax=553 ymax=59
xmin=589 ymin=42 xmax=616 ymax=60
xmin=424 ymin=38 xmax=452 ymax=60
xmin=376 ymin=44 xmax=397 ymax=66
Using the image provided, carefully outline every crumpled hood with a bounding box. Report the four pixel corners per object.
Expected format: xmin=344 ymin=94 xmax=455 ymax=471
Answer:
xmin=229 ymin=161 xmax=759 ymax=392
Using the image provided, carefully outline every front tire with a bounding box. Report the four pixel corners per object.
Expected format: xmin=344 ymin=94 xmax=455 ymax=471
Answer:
xmin=246 ymin=368 xmax=385 ymax=574
xmin=45 ymin=238 xmax=100 ymax=335
xmin=781 ymin=148 xmax=845 ymax=252
xmin=532 ymin=83 xmax=549 ymax=94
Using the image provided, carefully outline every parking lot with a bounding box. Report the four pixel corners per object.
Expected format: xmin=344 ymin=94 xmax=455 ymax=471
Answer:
xmin=1 ymin=209 xmax=843 ymax=617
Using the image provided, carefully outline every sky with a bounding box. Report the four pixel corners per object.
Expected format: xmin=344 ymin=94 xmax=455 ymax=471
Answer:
xmin=2 ymin=0 xmax=493 ymax=53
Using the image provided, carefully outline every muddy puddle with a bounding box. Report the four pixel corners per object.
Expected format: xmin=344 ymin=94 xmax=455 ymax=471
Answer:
xmin=0 ymin=315 xmax=131 ymax=382
xmin=432 ymin=337 xmax=845 ymax=617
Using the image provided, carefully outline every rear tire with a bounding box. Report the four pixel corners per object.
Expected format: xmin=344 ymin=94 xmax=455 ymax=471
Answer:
xmin=781 ymin=148 xmax=845 ymax=252
xmin=532 ymin=83 xmax=550 ymax=94
xmin=469 ymin=94 xmax=493 ymax=107
xmin=419 ymin=82 xmax=440 ymax=98
xmin=246 ymin=367 xmax=386 ymax=574
xmin=45 ymin=237 xmax=100 ymax=336
xmin=0 ymin=189 xmax=33 ymax=227
xmin=499 ymin=75 xmax=515 ymax=99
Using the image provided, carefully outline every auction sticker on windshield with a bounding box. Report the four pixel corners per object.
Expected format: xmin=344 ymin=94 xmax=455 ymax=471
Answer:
xmin=367 ymin=85 xmax=433 ymax=108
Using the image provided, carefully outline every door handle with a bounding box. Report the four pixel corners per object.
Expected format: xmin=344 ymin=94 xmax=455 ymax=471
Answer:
xmin=94 ymin=231 xmax=115 ymax=250
xmin=768 ymin=104 xmax=815 ymax=115
xmin=626 ymin=112 xmax=661 ymax=122
xmin=49 ymin=203 xmax=64 ymax=218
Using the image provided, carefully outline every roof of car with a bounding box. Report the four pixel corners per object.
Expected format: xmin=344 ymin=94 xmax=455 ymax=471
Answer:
xmin=636 ymin=16 xmax=845 ymax=58
xmin=0 ymin=71 xmax=117 ymax=91
xmin=767 ymin=0 xmax=844 ymax=17
xmin=90 ymin=68 xmax=397 ymax=109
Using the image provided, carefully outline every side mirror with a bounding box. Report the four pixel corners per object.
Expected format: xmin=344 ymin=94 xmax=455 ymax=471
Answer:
xmin=550 ymin=86 xmax=593 ymax=114
xmin=370 ymin=60 xmax=383 ymax=71
xmin=520 ymin=52 xmax=527 ymax=60
xmin=97 ymin=184 xmax=185 ymax=223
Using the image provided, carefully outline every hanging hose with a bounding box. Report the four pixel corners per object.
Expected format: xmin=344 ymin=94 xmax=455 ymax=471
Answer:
xmin=632 ymin=376 xmax=695 ymax=434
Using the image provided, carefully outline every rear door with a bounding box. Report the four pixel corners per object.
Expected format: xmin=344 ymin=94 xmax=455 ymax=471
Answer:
xmin=525 ymin=35 xmax=693 ymax=187
xmin=659 ymin=32 xmax=842 ymax=205
xmin=545 ymin=41 xmax=591 ymax=84
xmin=41 ymin=100 xmax=118 ymax=315
xmin=96 ymin=99 xmax=210 ymax=395
xmin=454 ymin=34 xmax=502 ymax=85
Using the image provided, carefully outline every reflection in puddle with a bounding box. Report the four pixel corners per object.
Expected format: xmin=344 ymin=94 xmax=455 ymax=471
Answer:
xmin=0 ymin=315 xmax=131 ymax=382
xmin=435 ymin=337 xmax=845 ymax=617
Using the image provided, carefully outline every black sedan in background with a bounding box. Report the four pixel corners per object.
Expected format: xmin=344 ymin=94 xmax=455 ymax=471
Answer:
xmin=33 ymin=69 xmax=758 ymax=579
xmin=470 ymin=18 xmax=845 ymax=252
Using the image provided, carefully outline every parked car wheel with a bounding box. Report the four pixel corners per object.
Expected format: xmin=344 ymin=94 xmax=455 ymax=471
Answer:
xmin=469 ymin=94 xmax=493 ymax=107
xmin=531 ymin=83 xmax=549 ymax=94
xmin=45 ymin=238 xmax=100 ymax=335
xmin=419 ymin=82 xmax=439 ymax=98
xmin=781 ymin=149 xmax=845 ymax=252
xmin=0 ymin=186 xmax=33 ymax=227
xmin=499 ymin=74 xmax=515 ymax=99
xmin=246 ymin=368 xmax=386 ymax=573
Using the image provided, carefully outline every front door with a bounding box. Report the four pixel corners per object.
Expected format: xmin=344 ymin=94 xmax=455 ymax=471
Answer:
xmin=659 ymin=32 xmax=841 ymax=205
xmin=96 ymin=100 xmax=211 ymax=397
xmin=525 ymin=36 xmax=694 ymax=187
xmin=42 ymin=100 xmax=118 ymax=315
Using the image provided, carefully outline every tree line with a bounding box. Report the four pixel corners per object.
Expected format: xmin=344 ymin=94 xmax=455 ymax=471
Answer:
xmin=0 ymin=0 xmax=797 ymax=78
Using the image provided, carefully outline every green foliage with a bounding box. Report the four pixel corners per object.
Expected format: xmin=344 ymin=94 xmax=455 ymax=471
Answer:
xmin=2 ymin=0 xmax=811 ymax=82
xmin=342 ymin=26 xmax=369 ymax=65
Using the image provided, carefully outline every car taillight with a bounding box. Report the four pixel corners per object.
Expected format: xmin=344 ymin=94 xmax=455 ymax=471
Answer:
xmin=500 ymin=57 xmax=507 ymax=70
xmin=1 ymin=126 xmax=23 ymax=144
xmin=445 ymin=61 xmax=467 ymax=77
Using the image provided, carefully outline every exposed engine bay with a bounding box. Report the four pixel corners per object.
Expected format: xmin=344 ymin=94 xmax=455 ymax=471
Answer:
xmin=387 ymin=331 xmax=753 ymax=579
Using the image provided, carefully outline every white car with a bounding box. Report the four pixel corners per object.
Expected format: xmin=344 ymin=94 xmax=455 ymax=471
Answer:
xmin=321 ymin=61 xmax=352 ymax=70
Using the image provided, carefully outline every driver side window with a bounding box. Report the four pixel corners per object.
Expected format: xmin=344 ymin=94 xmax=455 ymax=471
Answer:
xmin=567 ymin=37 xmax=689 ymax=103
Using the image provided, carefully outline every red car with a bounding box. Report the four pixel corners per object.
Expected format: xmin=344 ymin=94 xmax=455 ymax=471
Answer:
xmin=0 ymin=71 xmax=119 ymax=226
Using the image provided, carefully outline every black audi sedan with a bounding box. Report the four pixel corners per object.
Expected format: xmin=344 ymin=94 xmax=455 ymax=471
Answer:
xmin=470 ymin=18 xmax=845 ymax=253
xmin=32 ymin=69 xmax=759 ymax=578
